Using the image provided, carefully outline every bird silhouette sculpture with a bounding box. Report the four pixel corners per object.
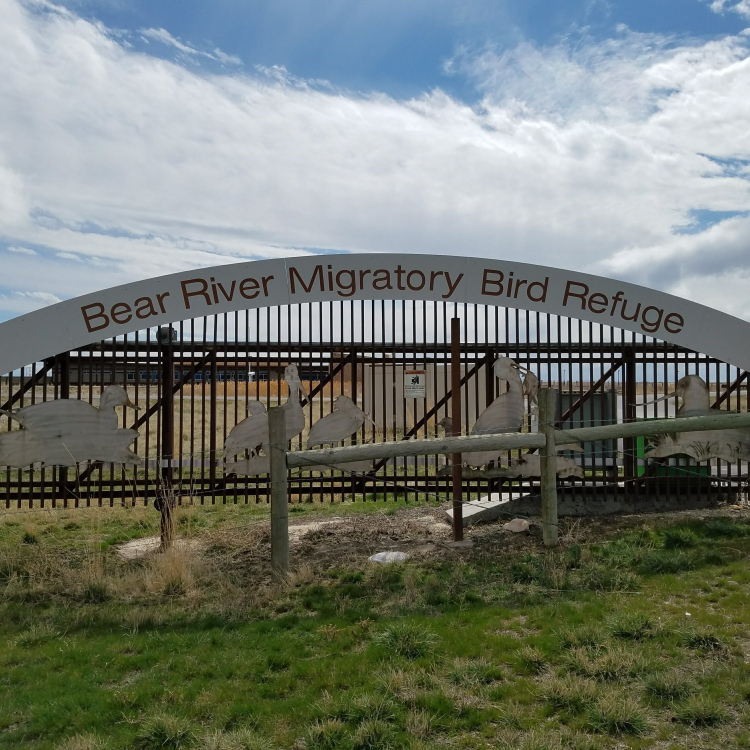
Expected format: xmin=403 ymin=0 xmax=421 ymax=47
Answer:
xmin=0 ymin=385 xmax=141 ymax=468
xmin=224 ymin=364 xmax=308 ymax=476
xmin=464 ymin=356 xmax=526 ymax=468
xmin=644 ymin=375 xmax=750 ymax=463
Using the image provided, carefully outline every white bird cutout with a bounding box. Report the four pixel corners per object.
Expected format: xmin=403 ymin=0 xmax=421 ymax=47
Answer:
xmin=464 ymin=357 xmax=527 ymax=468
xmin=644 ymin=374 xmax=750 ymax=463
xmin=225 ymin=364 xmax=308 ymax=476
xmin=307 ymin=395 xmax=374 ymax=447
xmin=0 ymin=385 xmax=141 ymax=468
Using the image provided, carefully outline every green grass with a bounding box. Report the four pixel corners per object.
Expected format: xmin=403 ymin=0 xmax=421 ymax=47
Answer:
xmin=2 ymin=506 xmax=750 ymax=749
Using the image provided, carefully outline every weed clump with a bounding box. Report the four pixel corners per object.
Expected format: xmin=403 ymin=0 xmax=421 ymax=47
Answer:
xmin=447 ymin=657 xmax=503 ymax=686
xmin=681 ymin=628 xmax=724 ymax=652
xmin=675 ymin=695 xmax=729 ymax=726
xmin=607 ymin=612 xmax=653 ymax=640
xmin=201 ymin=727 xmax=276 ymax=750
xmin=586 ymin=693 xmax=649 ymax=736
xmin=373 ymin=622 xmax=439 ymax=660
xmin=565 ymin=646 xmax=646 ymax=682
xmin=134 ymin=713 xmax=194 ymax=749
xmin=351 ymin=719 xmax=397 ymax=749
xmin=662 ymin=527 xmax=701 ymax=549
xmin=301 ymin=719 xmax=349 ymax=750
xmin=540 ymin=674 xmax=597 ymax=715
xmin=516 ymin=645 xmax=547 ymax=674
xmin=645 ymin=673 xmax=696 ymax=702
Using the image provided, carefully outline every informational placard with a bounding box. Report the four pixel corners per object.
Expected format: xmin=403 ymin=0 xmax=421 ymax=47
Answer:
xmin=404 ymin=370 xmax=426 ymax=398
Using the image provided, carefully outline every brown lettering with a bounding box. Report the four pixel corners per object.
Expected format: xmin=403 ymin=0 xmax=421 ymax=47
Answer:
xmin=443 ymin=272 xmax=463 ymax=299
xmin=110 ymin=302 xmax=132 ymax=325
xmin=239 ymin=278 xmax=259 ymax=299
xmin=481 ymin=269 xmax=504 ymax=296
xmin=664 ymin=312 xmax=684 ymax=334
xmin=181 ymin=278 xmax=211 ymax=309
xmin=562 ymin=280 xmax=588 ymax=309
xmin=289 ymin=266 xmax=321 ymax=294
xmin=640 ymin=305 xmax=664 ymax=334
xmin=588 ymin=293 xmax=608 ymax=313
xmin=81 ymin=302 xmax=108 ymax=333
xmin=134 ymin=296 xmax=157 ymax=319
xmin=156 ymin=292 xmax=170 ymax=313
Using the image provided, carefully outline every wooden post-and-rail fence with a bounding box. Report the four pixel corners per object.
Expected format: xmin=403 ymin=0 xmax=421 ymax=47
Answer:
xmin=267 ymin=390 xmax=750 ymax=576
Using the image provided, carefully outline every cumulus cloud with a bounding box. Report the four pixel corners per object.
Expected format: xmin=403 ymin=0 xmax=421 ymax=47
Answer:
xmin=0 ymin=0 xmax=749 ymax=323
xmin=6 ymin=245 xmax=36 ymax=255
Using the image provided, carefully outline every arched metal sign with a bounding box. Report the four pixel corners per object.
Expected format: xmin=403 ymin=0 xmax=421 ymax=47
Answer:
xmin=1 ymin=254 xmax=748 ymax=372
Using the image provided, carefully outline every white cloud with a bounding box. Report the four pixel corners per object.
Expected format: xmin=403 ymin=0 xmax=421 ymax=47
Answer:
xmin=0 ymin=289 xmax=63 ymax=315
xmin=6 ymin=245 xmax=36 ymax=255
xmin=140 ymin=26 xmax=241 ymax=65
xmin=710 ymin=0 xmax=750 ymax=19
xmin=0 ymin=0 xmax=749 ymax=324
xmin=56 ymin=251 xmax=83 ymax=262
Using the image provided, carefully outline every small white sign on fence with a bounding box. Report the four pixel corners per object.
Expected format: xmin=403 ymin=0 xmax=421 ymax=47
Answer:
xmin=404 ymin=369 xmax=426 ymax=398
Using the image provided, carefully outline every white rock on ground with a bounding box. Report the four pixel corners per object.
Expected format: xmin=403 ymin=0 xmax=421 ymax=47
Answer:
xmin=502 ymin=518 xmax=530 ymax=533
xmin=368 ymin=551 xmax=410 ymax=564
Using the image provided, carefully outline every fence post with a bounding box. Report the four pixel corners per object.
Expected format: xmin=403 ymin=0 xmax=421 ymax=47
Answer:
xmin=539 ymin=387 xmax=558 ymax=548
xmin=450 ymin=317 xmax=463 ymax=541
xmin=159 ymin=327 xmax=175 ymax=550
xmin=268 ymin=407 xmax=289 ymax=577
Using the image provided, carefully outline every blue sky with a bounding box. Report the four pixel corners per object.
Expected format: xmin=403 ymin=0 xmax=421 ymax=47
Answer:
xmin=1 ymin=0 xmax=749 ymax=322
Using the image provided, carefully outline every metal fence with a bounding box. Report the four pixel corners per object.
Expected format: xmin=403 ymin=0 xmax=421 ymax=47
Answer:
xmin=1 ymin=299 xmax=747 ymax=509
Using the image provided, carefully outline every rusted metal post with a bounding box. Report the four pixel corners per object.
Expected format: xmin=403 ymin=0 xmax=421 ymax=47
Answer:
xmin=450 ymin=317 xmax=463 ymax=541
xmin=539 ymin=387 xmax=558 ymax=547
xmin=159 ymin=328 xmax=175 ymax=549
xmin=623 ymin=348 xmax=637 ymax=487
xmin=55 ymin=351 xmax=71 ymax=507
xmin=269 ymin=407 xmax=289 ymax=577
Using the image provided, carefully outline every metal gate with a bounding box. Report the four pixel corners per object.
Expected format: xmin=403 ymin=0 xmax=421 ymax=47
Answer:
xmin=1 ymin=300 xmax=747 ymax=509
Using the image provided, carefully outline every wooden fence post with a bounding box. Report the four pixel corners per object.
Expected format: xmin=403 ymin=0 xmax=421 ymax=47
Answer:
xmin=268 ymin=407 xmax=289 ymax=577
xmin=539 ymin=387 xmax=558 ymax=548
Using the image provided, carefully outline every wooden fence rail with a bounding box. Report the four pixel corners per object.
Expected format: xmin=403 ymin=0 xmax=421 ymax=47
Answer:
xmin=270 ymin=391 xmax=750 ymax=573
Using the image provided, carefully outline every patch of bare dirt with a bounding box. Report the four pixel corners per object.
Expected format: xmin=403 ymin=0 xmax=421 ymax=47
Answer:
xmin=113 ymin=536 xmax=202 ymax=560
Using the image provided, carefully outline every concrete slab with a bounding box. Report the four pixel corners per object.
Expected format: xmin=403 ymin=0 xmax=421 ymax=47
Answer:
xmin=444 ymin=492 xmax=512 ymax=528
